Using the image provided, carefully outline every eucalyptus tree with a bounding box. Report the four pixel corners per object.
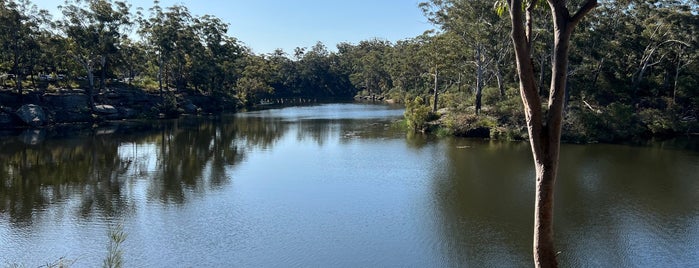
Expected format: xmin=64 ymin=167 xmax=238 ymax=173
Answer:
xmin=115 ymin=38 xmax=146 ymax=86
xmin=416 ymin=31 xmax=464 ymax=112
xmin=386 ymin=38 xmax=429 ymax=99
xmin=345 ymin=39 xmax=393 ymax=99
xmin=192 ymin=14 xmax=243 ymax=95
xmin=57 ymin=0 xmax=130 ymax=108
xmin=137 ymin=0 xmax=165 ymax=93
xmin=420 ymin=0 xmax=508 ymax=113
xmin=235 ymin=52 xmax=273 ymax=106
xmin=139 ymin=2 xmax=198 ymax=93
xmin=501 ymin=0 xmax=597 ymax=266
xmin=0 ymin=0 xmax=49 ymax=94
xmin=267 ymin=48 xmax=298 ymax=97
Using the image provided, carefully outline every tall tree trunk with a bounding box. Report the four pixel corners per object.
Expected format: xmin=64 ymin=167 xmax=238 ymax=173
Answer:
xmin=475 ymin=45 xmax=484 ymax=115
xmin=673 ymin=52 xmax=681 ymax=105
xmin=432 ymin=68 xmax=439 ymax=113
xmin=496 ymin=63 xmax=505 ymax=97
xmin=158 ymin=53 xmax=164 ymax=95
xmin=100 ymin=55 xmax=107 ymax=91
xmin=13 ymin=51 xmax=22 ymax=95
xmin=507 ymin=0 xmax=597 ymax=267
xmin=590 ymin=58 xmax=603 ymax=90
xmin=86 ymin=67 xmax=96 ymax=111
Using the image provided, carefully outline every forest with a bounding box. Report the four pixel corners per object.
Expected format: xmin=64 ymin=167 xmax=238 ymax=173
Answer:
xmin=0 ymin=0 xmax=697 ymax=142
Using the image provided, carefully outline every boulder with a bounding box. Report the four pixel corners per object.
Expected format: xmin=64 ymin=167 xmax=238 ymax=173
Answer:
xmin=16 ymin=104 xmax=47 ymax=127
xmin=182 ymin=102 xmax=199 ymax=114
xmin=94 ymin=104 xmax=118 ymax=115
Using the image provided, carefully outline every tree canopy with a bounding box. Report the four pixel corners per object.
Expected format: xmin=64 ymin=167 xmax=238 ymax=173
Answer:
xmin=0 ymin=0 xmax=696 ymax=139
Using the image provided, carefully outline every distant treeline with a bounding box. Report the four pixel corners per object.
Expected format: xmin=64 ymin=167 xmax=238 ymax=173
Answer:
xmin=0 ymin=0 xmax=697 ymax=140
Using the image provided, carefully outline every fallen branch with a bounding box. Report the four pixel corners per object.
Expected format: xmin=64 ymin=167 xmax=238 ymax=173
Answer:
xmin=582 ymin=99 xmax=602 ymax=114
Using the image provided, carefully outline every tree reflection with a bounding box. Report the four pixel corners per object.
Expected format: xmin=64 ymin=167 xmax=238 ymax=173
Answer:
xmin=432 ymin=139 xmax=699 ymax=266
xmin=0 ymin=115 xmax=290 ymax=226
xmin=431 ymin=139 xmax=533 ymax=266
xmin=0 ymin=135 xmax=129 ymax=226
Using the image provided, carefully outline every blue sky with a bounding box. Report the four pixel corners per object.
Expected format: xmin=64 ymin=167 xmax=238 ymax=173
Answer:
xmin=34 ymin=0 xmax=433 ymax=55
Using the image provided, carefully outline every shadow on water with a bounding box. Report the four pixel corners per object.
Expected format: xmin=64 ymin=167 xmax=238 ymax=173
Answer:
xmin=428 ymin=138 xmax=535 ymax=266
xmin=422 ymin=136 xmax=699 ymax=266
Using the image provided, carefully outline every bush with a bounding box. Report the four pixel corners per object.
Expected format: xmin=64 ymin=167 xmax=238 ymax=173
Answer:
xmin=404 ymin=96 xmax=436 ymax=132
xmin=153 ymin=93 xmax=179 ymax=117
xmin=386 ymin=87 xmax=407 ymax=103
xmin=572 ymin=102 xmax=645 ymax=142
xmin=639 ymin=108 xmax=675 ymax=135
xmin=481 ymin=87 xmax=503 ymax=107
xmin=439 ymin=91 xmax=469 ymax=110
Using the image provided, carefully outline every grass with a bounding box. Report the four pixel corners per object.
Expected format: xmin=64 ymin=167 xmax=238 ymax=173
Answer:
xmin=4 ymin=224 xmax=127 ymax=268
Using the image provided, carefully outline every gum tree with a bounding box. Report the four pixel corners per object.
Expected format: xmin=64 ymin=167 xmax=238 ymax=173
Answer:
xmin=502 ymin=0 xmax=597 ymax=266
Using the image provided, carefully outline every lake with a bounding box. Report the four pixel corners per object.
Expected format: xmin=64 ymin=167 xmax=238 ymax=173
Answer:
xmin=1 ymin=103 xmax=698 ymax=267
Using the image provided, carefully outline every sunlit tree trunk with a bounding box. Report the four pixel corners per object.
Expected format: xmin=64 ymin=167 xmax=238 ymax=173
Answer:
xmin=507 ymin=0 xmax=597 ymax=267
xmin=432 ymin=68 xmax=439 ymax=113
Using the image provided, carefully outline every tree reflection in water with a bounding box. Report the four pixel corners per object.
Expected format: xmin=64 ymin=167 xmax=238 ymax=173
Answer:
xmin=0 ymin=115 xmax=288 ymax=227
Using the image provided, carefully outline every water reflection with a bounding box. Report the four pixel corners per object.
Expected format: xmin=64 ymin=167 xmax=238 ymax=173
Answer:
xmin=0 ymin=115 xmax=292 ymax=226
xmin=0 ymin=104 xmax=407 ymax=228
xmin=0 ymin=133 xmax=130 ymax=226
xmin=431 ymin=139 xmax=534 ymax=266
xmin=555 ymin=143 xmax=699 ymax=266
xmin=430 ymin=139 xmax=699 ymax=266
xmin=1 ymin=104 xmax=697 ymax=267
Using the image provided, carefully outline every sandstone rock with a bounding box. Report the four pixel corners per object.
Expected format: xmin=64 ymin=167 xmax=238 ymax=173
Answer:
xmin=94 ymin=104 xmax=118 ymax=114
xmin=16 ymin=104 xmax=47 ymax=127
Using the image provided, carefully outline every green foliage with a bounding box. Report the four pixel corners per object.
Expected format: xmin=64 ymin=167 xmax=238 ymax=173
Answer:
xmin=404 ymin=96 xmax=436 ymax=132
xmin=153 ymin=93 xmax=179 ymax=116
xmin=442 ymin=112 xmax=486 ymax=136
xmin=439 ymin=91 xmax=469 ymax=110
xmin=569 ymin=102 xmax=646 ymax=142
xmin=103 ymin=223 xmax=127 ymax=268
xmin=386 ymin=87 xmax=408 ymax=103
xmin=481 ymin=87 xmax=502 ymax=107
xmin=132 ymin=77 xmax=159 ymax=92
xmin=639 ymin=108 xmax=675 ymax=135
xmin=0 ymin=0 xmax=695 ymax=142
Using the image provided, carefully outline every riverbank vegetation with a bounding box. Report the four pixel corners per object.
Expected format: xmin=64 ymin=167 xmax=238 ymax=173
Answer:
xmin=0 ymin=0 xmax=697 ymax=142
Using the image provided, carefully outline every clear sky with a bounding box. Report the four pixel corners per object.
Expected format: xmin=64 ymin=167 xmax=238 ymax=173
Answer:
xmin=34 ymin=0 xmax=433 ymax=55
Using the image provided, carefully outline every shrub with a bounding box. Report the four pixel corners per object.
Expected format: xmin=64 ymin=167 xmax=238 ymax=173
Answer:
xmin=404 ymin=96 xmax=435 ymax=132
xmin=639 ymin=108 xmax=675 ymax=135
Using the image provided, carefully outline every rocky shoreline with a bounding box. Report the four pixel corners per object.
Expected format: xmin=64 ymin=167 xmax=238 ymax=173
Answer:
xmin=0 ymin=87 xmax=238 ymax=129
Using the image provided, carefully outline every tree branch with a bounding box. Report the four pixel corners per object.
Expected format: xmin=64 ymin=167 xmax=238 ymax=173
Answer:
xmin=570 ymin=0 xmax=597 ymax=25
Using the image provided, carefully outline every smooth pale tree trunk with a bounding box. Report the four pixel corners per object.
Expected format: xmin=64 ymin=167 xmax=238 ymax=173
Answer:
xmin=496 ymin=63 xmax=505 ymax=97
xmin=507 ymin=0 xmax=597 ymax=267
xmin=432 ymin=68 xmax=439 ymax=113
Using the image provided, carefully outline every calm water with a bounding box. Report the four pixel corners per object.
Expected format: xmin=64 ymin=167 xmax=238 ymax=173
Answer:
xmin=1 ymin=103 xmax=698 ymax=267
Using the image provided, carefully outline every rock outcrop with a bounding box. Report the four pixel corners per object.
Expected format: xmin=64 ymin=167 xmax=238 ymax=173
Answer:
xmin=16 ymin=104 xmax=47 ymax=127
